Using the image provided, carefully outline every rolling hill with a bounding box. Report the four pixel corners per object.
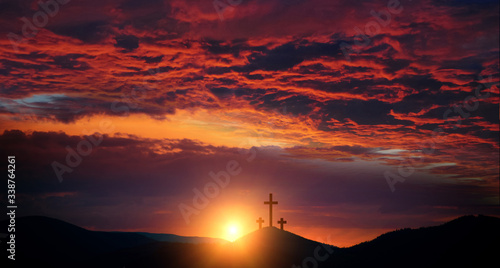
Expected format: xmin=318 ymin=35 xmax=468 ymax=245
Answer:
xmin=1 ymin=215 xmax=498 ymax=267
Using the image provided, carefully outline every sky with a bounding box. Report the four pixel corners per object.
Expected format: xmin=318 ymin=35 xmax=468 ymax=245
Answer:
xmin=0 ymin=0 xmax=499 ymax=246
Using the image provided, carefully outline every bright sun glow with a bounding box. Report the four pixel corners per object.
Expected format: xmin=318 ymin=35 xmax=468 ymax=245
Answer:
xmin=227 ymin=224 xmax=240 ymax=241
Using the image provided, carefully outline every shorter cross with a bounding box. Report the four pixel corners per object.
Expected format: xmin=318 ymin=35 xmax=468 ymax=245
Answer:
xmin=256 ymin=217 xmax=264 ymax=229
xmin=278 ymin=218 xmax=287 ymax=230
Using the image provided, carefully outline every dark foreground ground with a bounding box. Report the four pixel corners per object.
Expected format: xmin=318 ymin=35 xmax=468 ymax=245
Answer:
xmin=2 ymin=215 xmax=499 ymax=268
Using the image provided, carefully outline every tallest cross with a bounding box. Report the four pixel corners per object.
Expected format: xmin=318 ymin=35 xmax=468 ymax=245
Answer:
xmin=264 ymin=193 xmax=278 ymax=227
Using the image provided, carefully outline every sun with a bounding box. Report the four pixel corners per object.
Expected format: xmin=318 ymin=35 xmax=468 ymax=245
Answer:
xmin=227 ymin=224 xmax=240 ymax=242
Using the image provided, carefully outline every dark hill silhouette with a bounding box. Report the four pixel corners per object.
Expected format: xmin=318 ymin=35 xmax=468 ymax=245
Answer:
xmin=2 ymin=215 xmax=499 ymax=268
xmin=136 ymin=232 xmax=226 ymax=244
xmin=227 ymin=226 xmax=337 ymax=267
xmin=1 ymin=216 xmax=155 ymax=266
xmin=87 ymin=226 xmax=334 ymax=268
xmin=333 ymin=214 xmax=500 ymax=268
xmin=0 ymin=216 xmax=225 ymax=267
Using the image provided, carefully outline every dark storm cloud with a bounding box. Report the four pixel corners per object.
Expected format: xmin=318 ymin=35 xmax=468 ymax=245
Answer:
xmin=1 ymin=52 xmax=94 ymax=76
xmin=205 ymin=66 xmax=233 ymax=75
xmin=207 ymin=87 xmax=273 ymax=102
xmin=296 ymin=63 xmax=342 ymax=76
xmin=342 ymin=66 xmax=374 ymax=73
xmin=292 ymin=78 xmax=389 ymax=94
xmin=439 ymin=57 xmax=485 ymax=72
xmin=291 ymin=74 xmax=446 ymax=97
xmin=201 ymin=38 xmax=267 ymax=57
xmin=0 ymin=0 xmax=34 ymax=26
xmin=114 ymin=35 xmax=140 ymax=52
xmin=153 ymin=89 xmax=190 ymax=104
xmin=119 ymin=0 xmax=165 ymax=10
xmin=239 ymin=41 xmax=346 ymax=71
xmin=202 ymin=38 xmax=350 ymax=75
xmin=381 ymin=58 xmax=412 ymax=73
xmin=113 ymin=66 xmax=176 ymax=77
xmin=0 ymin=130 xmax=225 ymax=198
xmin=417 ymin=120 xmax=499 ymax=143
xmin=331 ymin=145 xmax=374 ymax=155
xmin=48 ymin=20 xmax=110 ymax=43
xmin=243 ymin=73 xmax=266 ymax=80
xmin=393 ymin=85 xmax=499 ymax=117
xmin=257 ymin=93 xmax=315 ymax=116
xmin=209 ymin=87 xmax=234 ymax=99
xmin=392 ymin=74 xmax=447 ymax=92
xmin=364 ymin=43 xmax=395 ymax=54
xmin=233 ymin=88 xmax=269 ymax=97
xmin=0 ymin=59 xmax=50 ymax=72
xmin=214 ymin=78 xmax=238 ymax=85
xmin=118 ymin=0 xmax=190 ymax=40
xmin=52 ymin=54 xmax=93 ymax=71
xmin=0 ymin=130 xmax=245 ymax=222
xmin=420 ymin=101 xmax=500 ymax=125
xmin=132 ymin=55 xmax=164 ymax=63
xmin=392 ymin=90 xmax=467 ymax=114
xmin=15 ymin=51 xmax=50 ymax=60
xmin=208 ymin=85 xmax=314 ymax=115
xmin=432 ymin=0 xmax=499 ymax=8
xmin=321 ymin=99 xmax=414 ymax=126
xmin=0 ymin=94 xmax=175 ymax=123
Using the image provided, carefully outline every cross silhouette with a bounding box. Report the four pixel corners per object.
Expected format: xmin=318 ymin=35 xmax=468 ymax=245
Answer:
xmin=256 ymin=217 xmax=264 ymax=229
xmin=278 ymin=217 xmax=287 ymax=230
xmin=264 ymin=193 xmax=278 ymax=227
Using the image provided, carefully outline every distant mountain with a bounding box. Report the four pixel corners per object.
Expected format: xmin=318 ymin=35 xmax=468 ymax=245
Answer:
xmin=0 ymin=216 xmax=225 ymax=267
xmin=135 ymin=232 xmax=226 ymax=244
xmin=0 ymin=215 xmax=155 ymax=266
xmin=2 ymin=215 xmax=499 ymax=268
